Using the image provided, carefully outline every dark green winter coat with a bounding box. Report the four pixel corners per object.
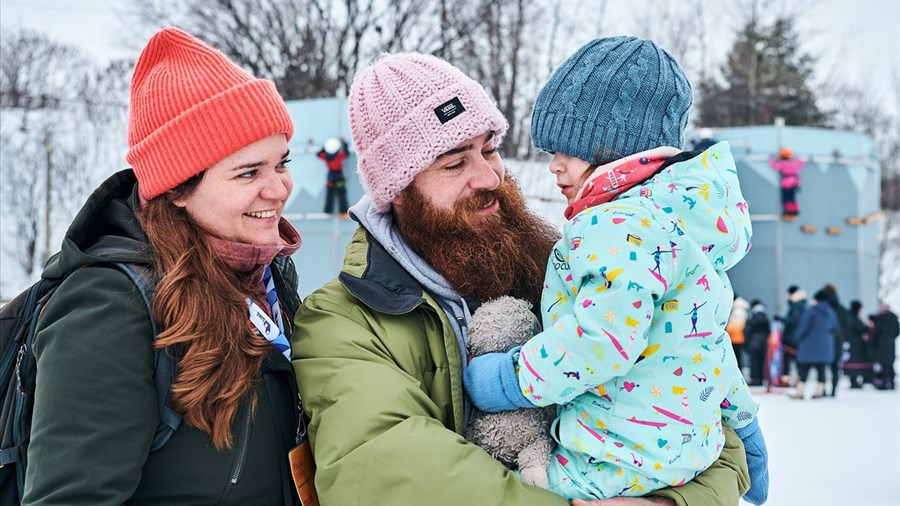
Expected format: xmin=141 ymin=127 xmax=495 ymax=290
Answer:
xmin=23 ymin=170 xmax=301 ymax=505
xmin=293 ymin=226 xmax=750 ymax=506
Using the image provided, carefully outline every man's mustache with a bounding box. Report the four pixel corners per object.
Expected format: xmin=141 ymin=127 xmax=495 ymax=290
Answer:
xmin=457 ymin=189 xmax=498 ymax=213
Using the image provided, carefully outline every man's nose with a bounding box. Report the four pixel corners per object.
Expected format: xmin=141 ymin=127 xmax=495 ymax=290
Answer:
xmin=468 ymin=157 xmax=501 ymax=191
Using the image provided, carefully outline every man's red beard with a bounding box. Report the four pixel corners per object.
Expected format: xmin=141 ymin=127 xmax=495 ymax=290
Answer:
xmin=394 ymin=174 xmax=560 ymax=302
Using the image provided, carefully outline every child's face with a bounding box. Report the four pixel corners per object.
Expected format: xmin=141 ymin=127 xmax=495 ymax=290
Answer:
xmin=548 ymin=153 xmax=592 ymax=204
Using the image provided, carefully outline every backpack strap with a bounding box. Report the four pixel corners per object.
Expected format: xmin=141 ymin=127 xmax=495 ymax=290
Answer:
xmin=111 ymin=262 xmax=181 ymax=451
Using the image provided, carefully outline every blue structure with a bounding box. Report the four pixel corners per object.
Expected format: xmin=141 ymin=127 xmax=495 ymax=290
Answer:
xmin=283 ymin=98 xmax=364 ymax=297
xmin=282 ymin=98 xmax=883 ymax=312
xmin=697 ymin=126 xmax=881 ymax=315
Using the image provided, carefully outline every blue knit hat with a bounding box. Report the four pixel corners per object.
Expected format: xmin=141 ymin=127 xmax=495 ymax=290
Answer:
xmin=531 ymin=36 xmax=693 ymax=163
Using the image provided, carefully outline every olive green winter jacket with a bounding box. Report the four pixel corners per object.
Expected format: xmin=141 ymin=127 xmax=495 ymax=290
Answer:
xmin=293 ymin=226 xmax=750 ymax=506
xmin=24 ymin=170 xmax=302 ymax=505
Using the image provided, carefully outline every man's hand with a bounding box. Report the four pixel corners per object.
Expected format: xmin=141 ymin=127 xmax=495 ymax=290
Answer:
xmin=572 ymin=497 xmax=675 ymax=506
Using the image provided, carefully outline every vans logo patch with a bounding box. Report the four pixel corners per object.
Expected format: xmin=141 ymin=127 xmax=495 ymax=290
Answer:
xmin=434 ymin=97 xmax=465 ymax=124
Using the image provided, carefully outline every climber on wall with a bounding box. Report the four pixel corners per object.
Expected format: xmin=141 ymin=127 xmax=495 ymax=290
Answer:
xmin=769 ymin=146 xmax=805 ymax=220
xmin=319 ymin=137 xmax=351 ymax=216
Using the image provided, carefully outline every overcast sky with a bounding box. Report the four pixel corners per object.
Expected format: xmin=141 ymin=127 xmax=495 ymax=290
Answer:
xmin=1 ymin=0 xmax=898 ymax=110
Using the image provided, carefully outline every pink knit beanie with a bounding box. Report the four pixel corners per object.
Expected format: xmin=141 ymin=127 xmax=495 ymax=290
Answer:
xmin=127 ymin=27 xmax=294 ymax=200
xmin=348 ymin=53 xmax=508 ymax=212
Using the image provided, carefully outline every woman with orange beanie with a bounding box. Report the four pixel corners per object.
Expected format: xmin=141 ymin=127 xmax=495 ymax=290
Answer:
xmin=22 ymin=28 xmax=303 ymax=504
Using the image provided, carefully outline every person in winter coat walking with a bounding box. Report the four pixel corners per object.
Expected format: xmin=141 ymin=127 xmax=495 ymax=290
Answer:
xmin=727 ymin=295 xmax=751 ymax=372
xmin=820 ymin=284 xmax=852 ymax=396
xmin=791 ymin=290 xmax=838 ymax=399
xmin=746 ymin=301 xmax=772 ymax=386
xmin=869 ymin=303 xmax=899 ymax=390
xmin=23 ymin=28 xmax=303 ymax=505
xmin=845 ymin=300 xmax=872 ymax=388
xmin=781 ymin=285 xmax=807 ymax=385
xmin=463 ymin=37 xmax=767 ymax=504
xmin=292 ymin=49 xmax=753 ymax=506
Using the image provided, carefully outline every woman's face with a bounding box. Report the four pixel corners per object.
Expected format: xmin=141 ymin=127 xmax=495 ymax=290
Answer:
xmin=175 ymin=134 xmax=292 ymax=245
xmin=548 ymin=152 xmax=592 ymax=204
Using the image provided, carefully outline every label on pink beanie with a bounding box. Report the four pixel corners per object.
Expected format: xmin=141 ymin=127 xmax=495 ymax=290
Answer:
xmin=434 ymin=97 xmax=466 ymax=124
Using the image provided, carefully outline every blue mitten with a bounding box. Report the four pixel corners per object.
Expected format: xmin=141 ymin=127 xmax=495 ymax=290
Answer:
xmin=735 ymin=418 xmax=769 ymax=505
xmin=463 ymin=347 xmax=536 ymax=412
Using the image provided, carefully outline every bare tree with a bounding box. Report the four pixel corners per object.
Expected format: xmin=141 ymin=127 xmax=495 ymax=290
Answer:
xmin=0 ymin=27 xmax=86 ymax=109
xmin=819 ymin=72 xmax=900 ymax=304
xmin=822 ymin=78 xmax=900 ymax=211
xmin=445 ymin=0 xmax=550 ymax=158
xmin=0 ymin=27 xmax=129 ymax=291
xmin=124 ymin=0 xmax=448 ymax=98
xmin=630 ymin=0 xmax=699 ymax=73
xmin=0 ymin=121 xmax=42 ymax=277
xmin=123 ymin=0 xmax=553 ymax=159
xmin=1 ymin=27 xmax=86 ymax=278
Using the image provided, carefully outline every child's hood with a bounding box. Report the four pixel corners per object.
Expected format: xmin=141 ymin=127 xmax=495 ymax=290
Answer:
xmin=629 ymin=141 xmax=751 ymax=272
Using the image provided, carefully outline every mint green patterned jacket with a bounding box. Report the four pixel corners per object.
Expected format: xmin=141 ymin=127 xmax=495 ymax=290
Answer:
xmin=517 ymin=142 xmax=758 ymax=494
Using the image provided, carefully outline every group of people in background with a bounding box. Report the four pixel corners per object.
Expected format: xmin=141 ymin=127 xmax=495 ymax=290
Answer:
xmin=727 ymin=283 xmax=899 ymax=397
xmin=725 ymin=296 xmax=770 ymax=387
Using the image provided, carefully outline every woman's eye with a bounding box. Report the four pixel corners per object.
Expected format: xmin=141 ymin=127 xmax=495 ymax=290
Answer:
xmin=483 ymin=147 xmax=498 ymax=156
xmin=238 ymin=169 xmax=257 ymax=178
xmin=277 ymin=158 xmax=291 ymax=169
xmin=444 ymin=161 xmax=464 ymax=171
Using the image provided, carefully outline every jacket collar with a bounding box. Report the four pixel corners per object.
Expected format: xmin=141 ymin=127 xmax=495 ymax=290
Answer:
xmin=339 ymin=228 xmax=428 ymax=315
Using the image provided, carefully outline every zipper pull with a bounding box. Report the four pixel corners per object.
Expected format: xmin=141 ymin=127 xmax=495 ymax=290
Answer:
xmin=296 ymin=393 xmax=308 ymax=443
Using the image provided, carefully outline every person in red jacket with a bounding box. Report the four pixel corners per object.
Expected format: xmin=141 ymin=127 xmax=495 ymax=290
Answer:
xmin=318 ymin=137 xmax=350 ymax=216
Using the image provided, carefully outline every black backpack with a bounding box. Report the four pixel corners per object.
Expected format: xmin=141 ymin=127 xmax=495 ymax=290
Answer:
xmin=0 ymin=262 xmax=181 ymax=505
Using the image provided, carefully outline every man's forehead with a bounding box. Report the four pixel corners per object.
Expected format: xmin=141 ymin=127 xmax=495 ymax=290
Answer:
xmin=436 ymin=130 xmax=496 ymax=159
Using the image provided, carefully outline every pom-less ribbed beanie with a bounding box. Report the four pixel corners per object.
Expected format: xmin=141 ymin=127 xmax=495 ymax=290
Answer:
xmin=531 ymin=36 xmax=692 ymax=163
xmin=348 ymin=53 xmax=508 ymax=212
xmin=127 ymin=27 xmax=294 ymax=200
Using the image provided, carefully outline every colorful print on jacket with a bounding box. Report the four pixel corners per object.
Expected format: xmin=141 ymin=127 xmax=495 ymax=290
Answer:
xmin=516 ymin=142 xmax=759 ymax=500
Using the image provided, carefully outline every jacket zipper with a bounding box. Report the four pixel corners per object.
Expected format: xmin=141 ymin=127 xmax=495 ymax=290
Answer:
xmin=230 ymin=402 xmax=253 ymax=484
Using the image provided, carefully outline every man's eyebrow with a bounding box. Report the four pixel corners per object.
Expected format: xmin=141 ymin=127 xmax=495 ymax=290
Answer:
xmin=434 ymin=131 xmax=496 ymax=160
xmin=228 ymin=150 xmax=291 ymax=172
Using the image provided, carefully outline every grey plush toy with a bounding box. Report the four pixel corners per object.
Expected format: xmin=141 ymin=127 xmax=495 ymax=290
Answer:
xmin=464 ymin=296 xmax=556 ymax=488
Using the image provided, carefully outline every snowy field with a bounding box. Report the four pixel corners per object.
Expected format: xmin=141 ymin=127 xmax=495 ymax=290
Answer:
xmin=742 ymin=378 xmax=899 ymax=506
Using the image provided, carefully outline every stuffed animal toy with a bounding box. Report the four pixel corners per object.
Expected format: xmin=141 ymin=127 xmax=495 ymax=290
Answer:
xmin=463 ymin=296 xmax=556 ymax=488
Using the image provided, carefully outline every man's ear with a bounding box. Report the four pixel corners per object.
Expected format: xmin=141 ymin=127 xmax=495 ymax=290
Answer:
xmin=392 ymin=192 xmax=405 ymax=210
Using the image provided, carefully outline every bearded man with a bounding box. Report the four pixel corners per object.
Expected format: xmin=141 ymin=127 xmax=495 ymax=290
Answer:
xmin=291 ymin=53 xmax=750 ymax=506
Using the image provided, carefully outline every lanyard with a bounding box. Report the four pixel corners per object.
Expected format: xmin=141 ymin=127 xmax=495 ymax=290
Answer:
xmin=246 ymin=298 xmax=284 ymax=343
xmin=246 ymin=266 xmax=291 ymax=361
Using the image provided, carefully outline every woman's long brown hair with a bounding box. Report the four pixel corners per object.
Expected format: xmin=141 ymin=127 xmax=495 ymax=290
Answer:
xmin=137 ymin=175 xmax=271 ymax=450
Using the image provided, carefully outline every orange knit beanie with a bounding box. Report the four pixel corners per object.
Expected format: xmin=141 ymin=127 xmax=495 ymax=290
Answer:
xmin=126 ymin=28 xmax=294 ymax=200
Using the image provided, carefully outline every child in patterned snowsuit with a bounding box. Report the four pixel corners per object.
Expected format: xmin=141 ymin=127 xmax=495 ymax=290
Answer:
xmin=464 ymin=36 xmax=768 ymax=504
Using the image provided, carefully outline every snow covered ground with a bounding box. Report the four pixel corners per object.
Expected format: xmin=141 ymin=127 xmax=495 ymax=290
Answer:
xmin=741 ymin=377 xmax=899 ymax=506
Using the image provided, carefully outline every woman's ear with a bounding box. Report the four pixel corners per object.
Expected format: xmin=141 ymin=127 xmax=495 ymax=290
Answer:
xmin=171 ymin=195 xmax=189 ymax=209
